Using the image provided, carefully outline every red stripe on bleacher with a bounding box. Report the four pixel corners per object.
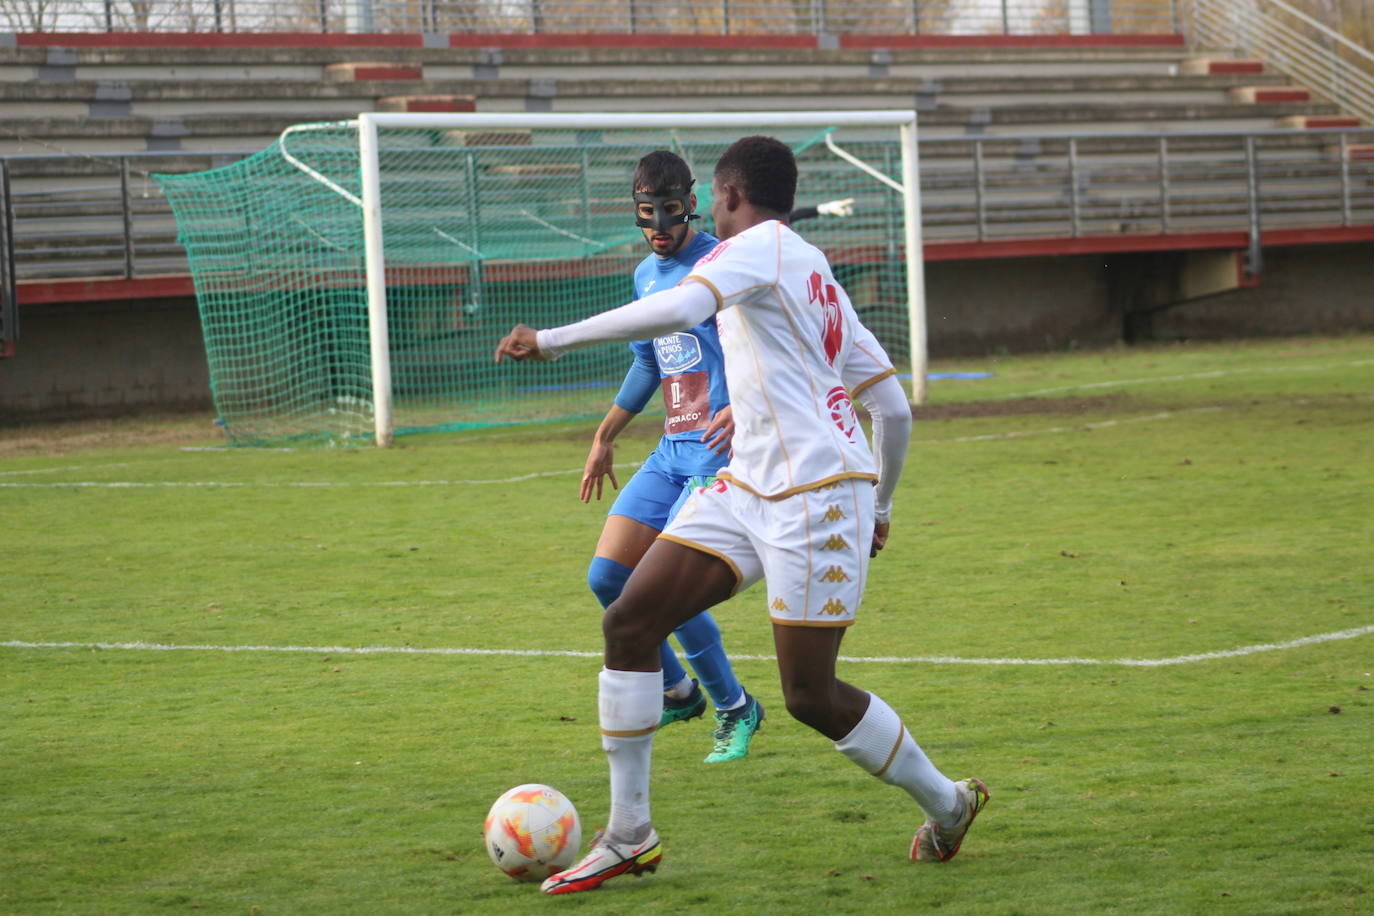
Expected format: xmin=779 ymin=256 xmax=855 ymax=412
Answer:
xmin=839 ymin=33 xmax=1185 ymax=49
xmin=446 ymin=32 xmax=817 ymax=49
xmin=15 ymin=31 xmax=426 ymax=48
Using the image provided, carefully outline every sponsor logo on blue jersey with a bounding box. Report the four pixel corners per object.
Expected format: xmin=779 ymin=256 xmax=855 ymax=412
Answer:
xmin=653 ymin=332 xmax=703 ymax=373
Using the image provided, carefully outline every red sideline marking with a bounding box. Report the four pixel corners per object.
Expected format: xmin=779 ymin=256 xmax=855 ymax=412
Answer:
xmin=0 ymin=339 xmax=14 ymax=358
xmin=15 ymin=31 xmax=425 ymax=48
xmin=840 ymin=33 xmax=1185 ymax=49
xmin=447 ymin=32 xmax=815 ymax=49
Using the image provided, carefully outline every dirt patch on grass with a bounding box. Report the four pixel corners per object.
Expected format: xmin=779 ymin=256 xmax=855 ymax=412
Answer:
xmin=0 ymin=410 xmax=223 ymax=457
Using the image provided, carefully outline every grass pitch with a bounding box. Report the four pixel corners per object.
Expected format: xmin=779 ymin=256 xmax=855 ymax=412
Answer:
xmin=2 ymin=335 xmax=1371 ymax=914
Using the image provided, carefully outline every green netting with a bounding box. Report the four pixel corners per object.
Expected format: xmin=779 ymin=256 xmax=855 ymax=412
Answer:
xmin=155 ymin=121 xmax=914 ymax=446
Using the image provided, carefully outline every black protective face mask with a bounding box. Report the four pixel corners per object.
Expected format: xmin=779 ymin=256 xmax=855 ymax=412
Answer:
xmin=633 ymin=188 xmax=699 ymax=232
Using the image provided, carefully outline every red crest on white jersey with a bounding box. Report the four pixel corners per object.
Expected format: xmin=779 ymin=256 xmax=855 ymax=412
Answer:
xmin=806 ymin=270 xmax=844 ymax=365
xmin=826 ymin=385 xmax=858 ymax=441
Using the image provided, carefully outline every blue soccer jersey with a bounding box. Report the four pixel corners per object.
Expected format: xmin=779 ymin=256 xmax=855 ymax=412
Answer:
xmin=621 ymin=231 xmax=729 ymax=447
xmin=606 ymin=230 xmax=728 ymax=530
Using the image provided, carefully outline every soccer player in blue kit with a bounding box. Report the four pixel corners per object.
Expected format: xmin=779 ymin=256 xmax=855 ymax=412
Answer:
xmin=581 ymin=150 xmax=762 ymax=763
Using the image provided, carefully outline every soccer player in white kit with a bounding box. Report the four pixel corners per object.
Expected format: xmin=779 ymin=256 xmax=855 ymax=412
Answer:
xmin=495 ymin=136 xmax=988 ymax=894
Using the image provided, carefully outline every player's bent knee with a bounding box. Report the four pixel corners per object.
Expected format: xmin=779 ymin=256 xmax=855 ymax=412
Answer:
xmin=781 ymin=685 xmax=837 ymax=733
xmin=602 ymin=598 xmax=662 ymax=657
xmin=587 ymin=556 xmax=633 ymax=610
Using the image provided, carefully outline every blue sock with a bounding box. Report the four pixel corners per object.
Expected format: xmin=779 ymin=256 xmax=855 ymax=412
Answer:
xmin=674 ymin=611 xmax=743 ymax=709
xmin=588 ymin=556 xmax=688 ymax=693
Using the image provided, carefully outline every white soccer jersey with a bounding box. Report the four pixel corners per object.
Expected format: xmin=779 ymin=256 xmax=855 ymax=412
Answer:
xmin=684 ymin=220 xmax=896 ymax=500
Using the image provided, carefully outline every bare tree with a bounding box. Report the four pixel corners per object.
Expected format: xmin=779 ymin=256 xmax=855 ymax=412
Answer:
xmin=0 ymin=0 xmax=62 ymax=31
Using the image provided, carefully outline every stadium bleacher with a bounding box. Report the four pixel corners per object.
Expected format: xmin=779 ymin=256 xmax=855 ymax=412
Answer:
xmin=2 ymin=0 xmax=1373 ymax=413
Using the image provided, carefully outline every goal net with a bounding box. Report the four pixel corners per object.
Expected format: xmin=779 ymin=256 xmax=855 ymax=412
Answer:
xmin=156 ymin=111 xmax=924 ymax=446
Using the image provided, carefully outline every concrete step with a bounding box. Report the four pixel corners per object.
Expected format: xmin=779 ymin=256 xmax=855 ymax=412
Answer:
xmin=1228 ymin=86 xmax=1312 ymax=104
xmin=1277 ymin=115 xmax=1361 ymax=129
xmin=0 ymin=44 xmax=1201 ymax=84
xmin=375 ymin=95 xmax=477 ymax=113
xmin=1179 ymin=57 xmax=1266 ymax=76
xmin=2 ymin=72 xmax=1293 ymax=103
xmin=323 ymin=61 xmax=424 ymax=82
xmin=1331 ymin=143 xmax=1374 ymax=161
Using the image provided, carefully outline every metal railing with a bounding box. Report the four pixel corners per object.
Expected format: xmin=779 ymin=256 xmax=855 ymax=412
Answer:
xmin=1 ymin=0 xmax=1180 ymax=36
xmin=2 ymin=126 xmax=1371 ymax=290
xmin=1188 ymin=0 xmax=1374 ymax=125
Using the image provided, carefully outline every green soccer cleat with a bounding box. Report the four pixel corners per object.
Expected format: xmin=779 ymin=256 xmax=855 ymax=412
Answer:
xmin=660 ymin=679 xmax=707 ymax=728
xmin=703 ymin=691 xmax=764 ymax=763
xmin=911 ymin=778 xmax=990 ymax=863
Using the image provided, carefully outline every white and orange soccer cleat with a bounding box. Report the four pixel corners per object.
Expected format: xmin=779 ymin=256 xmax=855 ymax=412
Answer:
xmin=540 ymin=828 xmax=663 ymax=895
xmin=911 ymin=778 xmax=990 ymax=863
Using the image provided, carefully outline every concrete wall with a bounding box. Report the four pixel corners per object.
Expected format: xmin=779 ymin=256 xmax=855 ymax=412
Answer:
xmin=0 ymin=297 xmax=211 ymax=418
xmin=2 ymin=242 xmax=1372 ymax=416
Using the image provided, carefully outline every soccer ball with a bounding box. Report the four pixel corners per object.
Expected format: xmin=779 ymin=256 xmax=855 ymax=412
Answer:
xmin=483 ymin=784 xmax=582 ymax=882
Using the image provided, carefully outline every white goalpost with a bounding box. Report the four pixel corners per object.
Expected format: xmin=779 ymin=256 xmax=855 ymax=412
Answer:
xmin=351 ymin=110 xmax=928 ymax=447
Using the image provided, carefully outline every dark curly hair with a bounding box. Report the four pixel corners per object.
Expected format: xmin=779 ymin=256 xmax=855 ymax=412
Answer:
xmin=633 ymin=149 xmax=694 ymax=194
xmin=713 ymin=136 xmax=796 ymax=215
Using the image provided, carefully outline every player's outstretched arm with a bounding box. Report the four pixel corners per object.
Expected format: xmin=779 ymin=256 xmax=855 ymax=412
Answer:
xmin=496 ymin=283 xmax=717 ymax=363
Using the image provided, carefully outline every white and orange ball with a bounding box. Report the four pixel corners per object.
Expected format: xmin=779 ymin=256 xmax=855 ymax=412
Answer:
xmin=483 ymin=784 xmax=582 ymax=881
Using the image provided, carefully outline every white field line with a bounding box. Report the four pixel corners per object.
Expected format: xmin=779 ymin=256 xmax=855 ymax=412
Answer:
xmin=0 ymin=405 xmax=1213 ymax=489
xmin=1000 ymin=357 xmax=1374 ymax=400
xmin=0 ymin=463 xmax=642 ymax=489
xmin=3 ymin=623 xmax=1372 ymax=667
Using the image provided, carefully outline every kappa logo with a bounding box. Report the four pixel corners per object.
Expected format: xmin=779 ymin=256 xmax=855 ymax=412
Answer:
xmin=820 ymin=534 xmax=850 ymax=551
xmin=817 ymin=565 xmax=852 ymax=584
xmin=771 ymin=597 xmax=790 ymax=613
xmin=821 ymin=504 xmax=847 ymax=523
xmin=820 ymin=598 xmax=849 ymax=616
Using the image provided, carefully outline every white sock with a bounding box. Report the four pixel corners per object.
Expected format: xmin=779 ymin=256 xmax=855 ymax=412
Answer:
xmin=664 ymin=675 xmax=693 ymax=700
xmin=599 ymin=667 xmax=662 ymax=843
xmin=834 ymin=691 xmax=961 ymax=827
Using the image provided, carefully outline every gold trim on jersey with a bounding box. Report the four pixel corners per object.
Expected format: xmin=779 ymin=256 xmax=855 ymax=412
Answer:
xmin=849 ymin=366 xmax=898 ymax=399
xmin=655 ymin=533 xmax=745 ymax=596
xmin=682 ymin=274 xmax=724 ymax=311
xmin=718 ymin=469 xmax=878 ymax=502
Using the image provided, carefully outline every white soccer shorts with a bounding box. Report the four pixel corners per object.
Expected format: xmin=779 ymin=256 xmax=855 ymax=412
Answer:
xmin=660 ymin=476 xmax=875 ymax=627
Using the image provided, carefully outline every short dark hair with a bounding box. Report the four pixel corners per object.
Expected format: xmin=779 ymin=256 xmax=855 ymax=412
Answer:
xmin=633 ymin=149 xmax=694 ymax=194
xmin=713 ymin=136 xmax=796 ymax=215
